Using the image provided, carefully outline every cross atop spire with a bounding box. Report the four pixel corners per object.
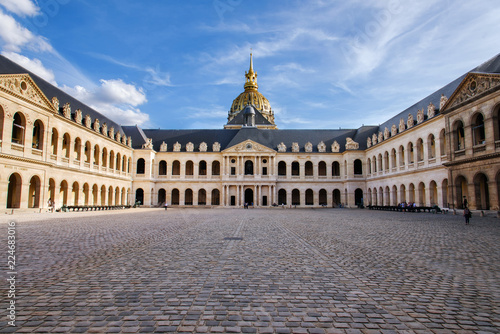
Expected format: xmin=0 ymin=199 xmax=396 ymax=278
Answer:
xmin=244 ymin=53 xmax=258 ymax=90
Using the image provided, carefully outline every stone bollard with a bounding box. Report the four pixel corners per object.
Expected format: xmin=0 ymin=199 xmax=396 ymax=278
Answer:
xmin=480 ymin=211 xmax=484 ymax=217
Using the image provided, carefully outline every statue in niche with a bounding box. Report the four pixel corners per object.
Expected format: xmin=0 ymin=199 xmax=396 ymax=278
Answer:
xmin=213 ymin=142 xmax=221 ymax=152
xmin=142 ymin=138 xmax=153 ymax=149
xmin=407 ymin=113 xmax=414 ymax=129
xmin=292 ymin=142 xmax=300 ymax=152
xmin=317 ymin=141 xmax=326 ymax=153
xmin=51 ymin=97 xmax=59 ymax=111
xmin=160 ymin=141 xmax=168 ymax=152
xmin=399 ymin=118 xmax=406 ymax=132
xmin=199 ymin=142 xmax=207 ymax=152
xmin=345 ymin=137 xmax=359 ymax=150
xmin=331 ymin=141 xmax=340 ymax=153
xmin=101 ymin=123 xmax=108 ymax=136
xmin=75 ymin=109 xmax=82 ymax=124
xmin=378 ymin=131 xmax=383 ymax=143
xmin=93 ymin=119 xmax=100 ymax=132
xmin=367 ymin=137 xmax=372 ymax=148
xmin=173 ymin=142 xmax=181 ymax=152
xmin=305 ymin=142 xmax=313 ymax=153
xmin=63 ymin=103 xmax=71 ymax=119
xmin=372 ymin=133 xmax=378 ymax=145
xmin=277 ymin=142 xmax=286 ymax=152
xmin=186 ymin=142 xmax=194 ymax=152
xmin=439 ymin=94 xmax=448 ymax=110
xmin=416 ymin=108 xmax=424 ymax=124
xmin=427 ymin=102 xmax=435 ymax=118
xmin=85 ymin=114 xmax=92 ymax=128
xmin=391 ymin=124 xmax=398 ymax=136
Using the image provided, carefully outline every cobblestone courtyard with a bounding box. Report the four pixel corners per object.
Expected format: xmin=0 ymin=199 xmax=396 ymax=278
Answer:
xmin=1 ymin=208 xmax=499 ymax=333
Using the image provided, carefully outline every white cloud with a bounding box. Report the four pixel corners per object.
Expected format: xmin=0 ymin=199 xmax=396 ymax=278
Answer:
xmin=0 ymin=9 xmax=53 ymax=52
xmin=0 ymin=0 xmax=39 ymax=17
xmin=1 ymin=51 xmax=57 ymax=85
xmin=62 ymin=80 xmax=150 ymax=126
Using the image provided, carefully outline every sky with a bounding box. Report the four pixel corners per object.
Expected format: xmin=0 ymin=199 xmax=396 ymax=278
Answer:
xmin=0 ymin=0 xmax=499 ymax=130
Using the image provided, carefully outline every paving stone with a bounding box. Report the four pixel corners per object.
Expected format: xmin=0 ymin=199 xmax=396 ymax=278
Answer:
xmin=1 ymin=208 xmax=499 ymax=333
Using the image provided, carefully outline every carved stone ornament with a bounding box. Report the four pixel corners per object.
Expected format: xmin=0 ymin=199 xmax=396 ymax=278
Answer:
xmin=277 ymin=142 xmax=286 ymax=152
xmin=372 ymin=133 xmax=378 ymax=145
xmin=427 ymin=102 xmax=435 ymax=118
xmin=109 ymin=127 xmax=115 ymax=139
xmin=331 ymin=141 xmax=340 ymax=153
xmin=186 ymin=142 xmax=194 ymax=152
xmin=439 ymin=94 xmax=448 ymax=110
xmin=305 ymin=142 xmax=313 ymax=153
xmin=391 ymin=124 xmax=398 ymax=136
xmin=52 ymin=97 xmax=59 ymax=111
xmin=399 ymin=118 xmax=406 ymax=132
xmin=101 ymin=123 xmax=108 ymax=136
xmin=345 ymin=137 xmax=359 ymax=150
xmin=213 ymin=142 xmax=221 ymax=152
xmin=292 ymin=142 xmax=300 ymax=153
xmin=142 ymin=138 xmax=153 ymax=149
xmin=93 ymin=118 xmax=100 ymax=132
xmin=384 ymin=127 xmax=390 ymax=140
xmin=367 ymin=137 xmax=372 ymax=148
xmin=199 ymin=142 xmax=207 ymax=152
xmin=450 ymin=75 xmax=500 ymax=109
xmin=407 ymin=114 xmax=414 ymax=129
xmin=84 ymin=114 xmax=92 ymax=128
xmin=173 ymin=142 xmax=181 ymax=152
xmin=416 ymin=108 xmax=424 ymax=124
xmin=63 ymin=103 xmax=71 ymax=119
xmin=121 ymin=135 xmax=127 ymax=145
xmin=115 ymin=132 xmax=121 ymax=142
xmin=317 ymin=141 xmax=326 ymax=153
xmin=75 ymin=109 xmax=82 ymax=124
xmin=127 ymin=136 xmax=132 ymax=147
xmin=0 ymin=76 xmax=47 ymax=108
xmin=160 ymin=141 xmax=168 ymax=152
xmin=378 ymin=131 xmax=384 ymax=143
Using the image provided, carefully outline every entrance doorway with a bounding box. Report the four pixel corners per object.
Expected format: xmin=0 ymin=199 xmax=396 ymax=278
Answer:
xmin=244 ymin=188 xmax=254 ymax=205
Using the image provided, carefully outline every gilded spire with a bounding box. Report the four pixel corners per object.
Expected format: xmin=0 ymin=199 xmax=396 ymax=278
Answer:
xmin=244 ymin=53 xmax=258 ymax=90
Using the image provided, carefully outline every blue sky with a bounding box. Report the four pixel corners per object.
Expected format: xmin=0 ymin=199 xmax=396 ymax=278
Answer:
xmin=1 ymin=0 xmax=499 ymax=130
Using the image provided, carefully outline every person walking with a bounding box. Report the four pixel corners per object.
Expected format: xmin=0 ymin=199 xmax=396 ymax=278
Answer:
xmin=463 ymin=196 xmax=468 ymax=208
xmin=464 ymin=207 xmax=471 ymax=224
xmin=164 ymin=202 xmax=168 ymax=211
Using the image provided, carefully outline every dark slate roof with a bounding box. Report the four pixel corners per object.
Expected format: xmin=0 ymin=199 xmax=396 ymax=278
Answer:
xmin=0 ymin=55 xmax=124 ymax=133
xmin=226 ymin=107 xmax=274 ymax=126
xmin=373 ymin=52 xmax=500 ymax=141
xmin=124 ymin=126 xmax=369 ymax=153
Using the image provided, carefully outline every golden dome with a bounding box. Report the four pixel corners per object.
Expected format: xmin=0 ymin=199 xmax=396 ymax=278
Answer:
xmin=227 ymin=54 xmax=275 ymax=125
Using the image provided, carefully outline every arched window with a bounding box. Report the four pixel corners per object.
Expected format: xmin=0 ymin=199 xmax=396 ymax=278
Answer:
xmin=109 ymin=150 xmax=115 ymax=169
xmin=11 ymin=112 xmax=25 ymax=144
xmin=291 ymin=161 xmax=300 ymax=176
xmin=278 ymin=189 xmax=287 ymax=205
xmin=93 ymin=145 xmax=100 ymax=165
xmin=135 ymin=188 xmax=144 ymax=205
xmin=212 ymin=161 xmax=220 ymax=175
xmin=32 ymin=119 xmax=44 ymax=150
xmin=51 ymin=128 xmax=58 ymax=155
xmin=171 ymin=189 xmax=180 ymax=205
xmin=354 ymin=159 xmax=363 ymax=175
xmin=384 ymin=152 xmax=389 ymax=171
xmin=211 ymin=189 xmax=220 ymax=205
xmin=136 ymin=158 xmax=145 ymax=174
xmin=439 ymin=129 xmax=446 ymax=157
xmin=428 ymin=134 xmax=436 ymax=159
xmin=172 ymin=160 xmax=180 ymax=175
xmin=454 ymin=121 xmax=465 ymax=151
xmin=319 ymin=189 xmax=327 ymax=206
xmin=391 ymin=148 xmax=397 ymax=168
xmin=278 ymin=161 xmax=286 ymax=176
xmin=407 ymin=142 xmax=414 ymax=164
xmin=367 ymin=158 xmax=372 ymax=174
xmin=198 ymin=189 xmax=207 ymax=205
xmin=305 ymin=189 xmax=314 ymax=205
xmin=185 ymin=160 xmax=194 ymax=175
xmin=62 ymin=135 xmax=70 ymax=158
xmin=399 ymin=145 xmax=405 ymax=166
xmin=416 ymin=138 xmax=424 ymax=162
xmin=84 ymin=141 xmax=91 ymax=163
xmin=472 ymin=113 xmax=486 ymax=146
xmin=292 ymin=189 xmax=300 ymax=205
xmin=101 ymin=147 xmax=108 ymax=167
xmin=244 ymin=160 xmax=254 ymax=175
xmin=159 ymin=160 xmax=167 ymax=175
xmin=199 ymin=160 xmax=207 ymax=176
xmin=332 ymin=161 xmax=340 ymax=176
xmin=318 ymin=161 xmax=327 ymax=176
xmin=74 ymin=137 xmax=82 ymax=161
xmin=185 ymin=189 xmax=193 ymax=205
xmin=305 ymin=161 xmax=313 ymax=176
xmin=0 ymin=105 xmax=4 ymax=142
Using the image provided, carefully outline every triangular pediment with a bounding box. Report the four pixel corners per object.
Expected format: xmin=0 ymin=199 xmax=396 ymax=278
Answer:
xmin=0 ymin=74 xmax=56 ymax=112
xmin=442 ymin=72 xmax=500 ymax=112
xmin=223 ymin=139 xmax=276 ymax=154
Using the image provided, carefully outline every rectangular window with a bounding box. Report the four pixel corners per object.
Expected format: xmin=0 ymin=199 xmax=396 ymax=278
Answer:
xmin=231 ymin=167 xmax=236 ymax=175
xmin=262 ymin=167 xmax=267 ymax=175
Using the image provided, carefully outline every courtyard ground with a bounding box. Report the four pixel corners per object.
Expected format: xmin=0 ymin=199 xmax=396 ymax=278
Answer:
xmin=0 ymin=208 xmax=499 ymax=333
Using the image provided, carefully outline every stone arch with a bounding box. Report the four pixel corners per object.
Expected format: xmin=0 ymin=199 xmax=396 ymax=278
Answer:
xmin=136 ymin=158 xmax=145 ymax=174
xmin=399 ymin=145 xmax=405 ymax=166
xmin=198 ymin=189 xmax=207 ymax=205
xmin=442 ymin=179 xmax=448 ymax=208
xmin=100 ymin=185 xmax=106 ymax=205
xmin=0 ymin=104 xmax=4 ymax=142
xmin=159 ymin=160 xmax=167 ymax=175
xmin=108 ymin=185 xmax=113 ymax=205
xmin=418 ymin=182 xmax=426 ymax=206
xmin=199 ymin=160 xmax=207 ymax=176
xmin=83 ymin=183 xmax=90 ymax=205
xmin=318 ymin=161 xmax=327 ymax=176
xmin=27 ymin=175 xmax=42 ymax=208
xmin=332 ymin=161 xmax=340 ymax=176
xmin=292 ymin=189 xmax=300 ymax=205
xmin=392 ymin=185 xmax=398 ymax=205
xmin=11 ymin=112 xmax=26 ymax=145
xmin=185 ymin=161 xmax=194 ymax=176
xmin=92 ymin=184 xmax=99 ymax=205
xmin=185 ymin=189 xmax=193 ymax=205
xmin=429 ymin=181 xmax=438 ymax=206
xmin=278 ymin=188 xmax=287 ymax=205
xmin=212 ymin=161 xmax=220 ymax=175
xmin=48 ymin=178 xmax=56 ymax=205
xmin=408 ymin=183 xmax=415 ymax=203
xmin=455 ymin=175 xmax=468 ymax=209
xmin=211 ymin=189 xmax=220 ymax=205
xmin=32 ymin=119 xmax=44 ymax=150
xmin=416 ymin=138 xmax=424 ymax=162
xmin=72 ymin=181 xmax=79 ymax=206
xmin=60 ymin=180 xmax=69 ymax=206
xmin=171 ymin=189 xmax=179 ymax=205
xmin=452 ymin=119 xmax=465 ymax=151
xmin=471 ymin=112 xmax=486 ymax=146
xmin=439 ymin=129 xmax=446 ymax=157
xmin=305 ymin=189 xmax=313 ymax=205
xmin=7 ymin=173 xmax=22 ymax=208
xmin=245 ymin=160 xmax=254 ymax=175
xmin=304 ymin=161 xmax=313 ymax=176
xmin=473 ymin=172 xmax=490 ymax=210
xmin=399 ymin=184 xmax=406 ymax=203
xmin=355 ymin=188 xmax=363 ymax=207
xmin=291 ymin=161 xmax=300 ymax=176
xmin=332 ymin=189 xmax=341 ymax=207
xmin=51 ymin=128 xmax=58 ymax=155
xmin=172 ymin=160 xmax=180 ymax=175
xmin=354 ymin=159 xmax=363 ymax=175
xmin=428 ymin=134 xmax=436 ymax=159
xmin=93 ymin=144 xmax=100 ymax=166
xmin=135 ymin=188 xmax=144 ymax=205
xmin=74 ymin=137 xmax=82 ymax=161
xmin=319 ymin=189 xmax=327 ymax=205
xmin=101 ymin=147 xmax=108 ymax=167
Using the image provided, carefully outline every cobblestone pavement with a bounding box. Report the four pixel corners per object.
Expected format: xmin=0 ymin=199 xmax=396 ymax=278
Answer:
xmin=1 ymin=208 xmax=499 ymax=333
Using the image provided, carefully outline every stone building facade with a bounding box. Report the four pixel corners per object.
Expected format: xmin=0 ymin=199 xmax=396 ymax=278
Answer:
xmin=1 ymin=53 xmax=499 ymax=211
